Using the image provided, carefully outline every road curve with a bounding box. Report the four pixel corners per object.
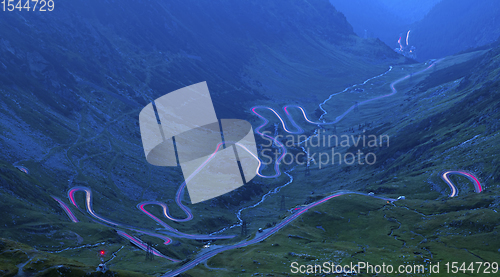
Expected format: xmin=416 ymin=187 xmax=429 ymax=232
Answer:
xmin=15 ymin=166 xmax=29 ymax=174
xmin=51 ymin=196 xmax=79 ymax=223
xmin=52 ymin=64 xmax=400 ymax=249
xmin=251 ymin=59 xmax=443 ymax=178
xmin=159 ymin=59 xmax=484 ymax=276
xmin=440 ymin=170 xmax=483 ymax=197
xmin=68 ymin=187 xmax=235 ymax=240
xmin=50 ymin=59 xmax=485 ymax=274
xmin=161 ymin=191 xmax=396 ymax=277
xmin=116 ymin=230 xmax=180 ymax=262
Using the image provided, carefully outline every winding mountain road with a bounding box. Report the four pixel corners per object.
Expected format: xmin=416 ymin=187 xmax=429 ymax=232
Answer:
xmin=440 ymin=170 xmax=483 ymax=197
xmin=161 ymin=191 xmax=397 ymax=277
xmin=51 ymin=59 xmax=485 ymax=275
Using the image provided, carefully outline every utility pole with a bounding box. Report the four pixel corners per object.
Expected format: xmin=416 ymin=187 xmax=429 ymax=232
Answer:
xmin=241 ymin=220 xmax=248 ymax=237
xmin=146 ymin=241 xmax=154 ymax=261
xmin=280 ymin=195 xmax=286 ymax=211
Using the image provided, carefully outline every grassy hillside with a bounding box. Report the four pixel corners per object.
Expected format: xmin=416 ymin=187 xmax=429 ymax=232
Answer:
xmin=182 ymin=43 xmax=500 ymax=275
xmin=187 ymin=190 xmax=500 ymax=276
xmin=0 ymin=0 xmax=410 ymax=275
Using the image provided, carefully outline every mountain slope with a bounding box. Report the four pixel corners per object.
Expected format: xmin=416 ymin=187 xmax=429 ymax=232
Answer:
xmin=185 ymin=37 xmax=500 ymax=277
xmin=0 ymin=0 xmax=406 ymax=275
xmin=411 ymin=0 xmax=500 ymax=60
xmin=379 ymin=0 xmax=441 ymax=24
xmin=329 ymin=0 xmax=403 ymax=46
xmin=329 ymin=0 xmax=440 ymax=50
